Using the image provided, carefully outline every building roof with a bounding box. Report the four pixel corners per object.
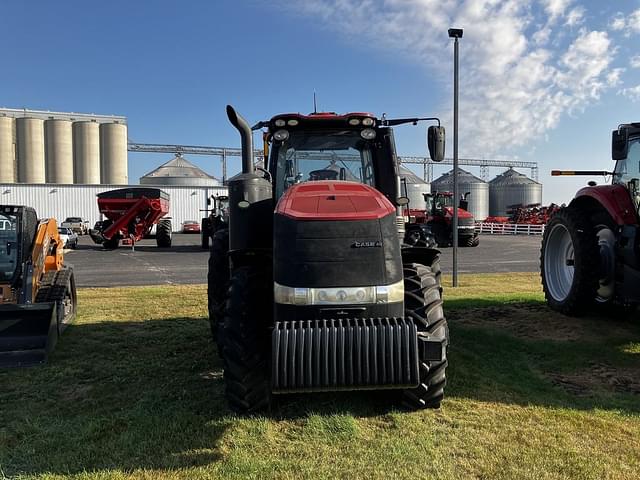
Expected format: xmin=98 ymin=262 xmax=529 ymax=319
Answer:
xmin=141 ymin=154 xmax=217 ymax=180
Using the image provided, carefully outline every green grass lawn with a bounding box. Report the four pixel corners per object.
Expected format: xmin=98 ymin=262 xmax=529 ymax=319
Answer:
xmin=2 ymin=273 xmax=640 ymax=479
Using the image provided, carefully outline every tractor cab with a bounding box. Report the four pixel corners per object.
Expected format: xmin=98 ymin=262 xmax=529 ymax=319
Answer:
xmin=612 ymin=125 xmax=640 ymax=214
xmin=263 ymin=112 xmax=445 ymax=208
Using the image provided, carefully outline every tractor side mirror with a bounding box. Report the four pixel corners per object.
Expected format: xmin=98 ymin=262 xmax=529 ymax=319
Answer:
xmin=428 ymin=126 xmax=445 ymax=162
xmin=612 ymin=129 xmax=628 ymax=160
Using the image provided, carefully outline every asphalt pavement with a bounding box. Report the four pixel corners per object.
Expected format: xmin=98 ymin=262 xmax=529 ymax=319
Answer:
xmin=66 ymin=233 xmax=543 ymax=288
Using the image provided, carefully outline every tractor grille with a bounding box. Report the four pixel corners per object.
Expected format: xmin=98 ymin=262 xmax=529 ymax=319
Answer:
xmin=271 ymin=317 xmax=420 ymax=393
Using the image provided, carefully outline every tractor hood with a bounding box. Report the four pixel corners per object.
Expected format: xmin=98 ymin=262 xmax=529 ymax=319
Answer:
xmin=443 ymin=206 xmax=475 ymax=220
xmin=275 ymin=181 xmax=395 ymax=221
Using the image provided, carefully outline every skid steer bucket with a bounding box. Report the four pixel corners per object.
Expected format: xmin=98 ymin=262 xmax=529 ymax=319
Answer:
xmin=0 ymin=303 xmax=58 ymax=367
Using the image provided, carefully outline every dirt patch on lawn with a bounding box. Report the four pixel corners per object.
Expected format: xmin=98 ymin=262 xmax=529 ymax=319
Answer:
xmin=547 ymin=363 xmax=640 ymax=397
xmin=448 ymin=303 xmax=637 ymax=342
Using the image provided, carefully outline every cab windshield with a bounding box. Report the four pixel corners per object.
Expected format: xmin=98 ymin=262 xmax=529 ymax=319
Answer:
xmin=273 ymin=130 xmax=375 ymax=198
xmin=0 ymin=213 xmax=18 ymax=283
xmin=614 ymin=137 xmax=640 ymax=185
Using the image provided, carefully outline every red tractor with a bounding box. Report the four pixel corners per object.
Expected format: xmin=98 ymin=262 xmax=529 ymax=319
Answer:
xmin=405 ymin=191 xmax=479 ymax=248
xmin=89 ymin=188 xmax=172 ymax=249
xmin=210 ymin=105 xmax=449 ymax=412
xmin=541 ymin=122 xmax=640 ymax=314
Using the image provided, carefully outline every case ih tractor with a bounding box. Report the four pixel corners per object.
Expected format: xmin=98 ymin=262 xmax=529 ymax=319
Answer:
xmin=541 ymin=122 xmax=640 ymax=315
xmin=209 ymin=105 xmax=449 ymax=412
xmin=405 ymin=191 xmax=478 ymax=248
xmin=201 ymin=194 xmax=229 ymax=250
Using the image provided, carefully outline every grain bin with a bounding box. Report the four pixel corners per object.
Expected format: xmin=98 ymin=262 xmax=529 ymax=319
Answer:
xmin=431 ymin=168 xmax=489 ymax=221
xmin=73 ymin=121 xmax=100 ymax=184
xmin=16 ymin=118 xmax=45 ymax=183
xmin=100 ymin=122 xmax=128 ymax=184
xmin=0 ymin=116 xmax=16 ymax=183
xmin=140 ymin=154 xmax=219 ymax=186
xmin=489 ymin=168 xmax=542 ymax=216
xmin=399 ymin=165 xmax=430 ymax=210
xmin=45 ymin=119 xmax=73 ymax=183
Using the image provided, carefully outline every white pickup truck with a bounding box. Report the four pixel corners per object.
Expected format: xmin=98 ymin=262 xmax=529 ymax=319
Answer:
xmin=61 ymin=217 xmax=90 ymax=235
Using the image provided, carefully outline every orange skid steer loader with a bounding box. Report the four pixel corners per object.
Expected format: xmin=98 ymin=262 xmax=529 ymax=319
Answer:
xmin=0 ymin=205 xmax=77 ymax=367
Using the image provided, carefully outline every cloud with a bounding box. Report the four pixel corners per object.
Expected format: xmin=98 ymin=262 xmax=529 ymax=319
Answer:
xmin=610 ymin=9 xmax=640 ymax=35
xmin=565 ymin=6 xmax=585 ymax=27
xmin=283 ymin=1 xmax=620 ymax=156
xmin=631 ymin=56 xmax=640 ymax=68
xmin=620 ymin=85 xmax=640 ymax=102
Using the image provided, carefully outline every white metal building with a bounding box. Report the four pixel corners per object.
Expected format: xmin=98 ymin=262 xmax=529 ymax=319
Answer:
xmin=0 ymin=183 xmax=227 ymax=231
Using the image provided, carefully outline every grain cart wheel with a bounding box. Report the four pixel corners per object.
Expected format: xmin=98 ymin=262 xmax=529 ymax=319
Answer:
xmin=221 ymin=264 xmax=272 ymax=413
xmin=402 ymin=261 xmax=448 ymax=409
xmin=156 ymin=219 xmax=172 ymax=248
xmin=207 ymin=228 xmax=229 ymax=353
xmin=541 ymin=207 xmax=600 ymax=316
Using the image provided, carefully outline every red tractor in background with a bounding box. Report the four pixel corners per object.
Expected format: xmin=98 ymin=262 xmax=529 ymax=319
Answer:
xmin=541 ymin=122 xmax=640 ymax=315
xmin=89 ymin=188 xmax=172 ymax=249
xmin=405 ymin=191 xmax=479 ymax=248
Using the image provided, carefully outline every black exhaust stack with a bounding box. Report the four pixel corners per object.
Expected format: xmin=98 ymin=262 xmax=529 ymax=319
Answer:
xmin=226 ymin=105 xmax=254 ymax=174
xmin=225 ymin=105 xmax=273 ymax=253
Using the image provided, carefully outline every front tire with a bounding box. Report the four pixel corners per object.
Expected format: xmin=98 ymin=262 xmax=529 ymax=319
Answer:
xmin=402 ymin=260 xmax=448 ymax=409
xmin=541 ymin=207 xmax=600 ymax=316
xmin=221 ymin=265 xmax=272 ymax=413
xmin=207 ymin=228 xmax=229 ymax=349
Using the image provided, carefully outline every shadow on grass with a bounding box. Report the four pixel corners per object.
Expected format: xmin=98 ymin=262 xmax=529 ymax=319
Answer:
xmin=0 ymin=317 xmax=228 ymax=476
xmin=445 ymin=301 xmax=640 ymax=415
xmin=2 ymin=304 xmax=639 ymax=475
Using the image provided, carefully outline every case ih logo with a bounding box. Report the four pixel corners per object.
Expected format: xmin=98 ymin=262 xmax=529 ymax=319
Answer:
xmin=352 ymin=241 xmax=382 ymax=248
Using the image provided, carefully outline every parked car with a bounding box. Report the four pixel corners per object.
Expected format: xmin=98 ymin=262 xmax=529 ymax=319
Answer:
xmin=181 ymin=220 xmax=201 ymax=234
xmin=58 ymin=227 xmax=78 ymax=249
xmin=61 ymin=217 xmax=89 ymax=235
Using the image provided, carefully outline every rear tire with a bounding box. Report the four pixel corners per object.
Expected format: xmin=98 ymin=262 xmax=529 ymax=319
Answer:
xmin=221 ymin=265 xmax=272 ymax=413
xmin=463 ymin=235 xmax=479 ymax=247
xmin=207 ymin=228 xmax=229 ymax=351
xmin=156 ymin=219 xmax=172 ymax=248
xmin=201 ymin=218 xmax=211 ymax=250
xmin=541 ymin=207 xmax=600 ymax=316
xmin=402 ymin=261 xmax=448 ymax=409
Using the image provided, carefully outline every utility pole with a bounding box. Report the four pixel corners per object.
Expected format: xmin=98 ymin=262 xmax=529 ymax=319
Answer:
xmin=448 ymin=27 xmax=463 ymax=287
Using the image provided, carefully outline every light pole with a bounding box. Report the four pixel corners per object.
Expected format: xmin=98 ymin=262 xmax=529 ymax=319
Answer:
xmin=448 ymin=27 xmax=463 ymax=287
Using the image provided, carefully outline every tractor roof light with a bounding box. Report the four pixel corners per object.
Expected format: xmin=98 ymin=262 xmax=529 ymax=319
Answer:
xmin=361 ymin=117 xmax=374 ymax=126
xmin=274 ymin=119 xmax=286 ymax=127
xmin=273 ymin=129 xmax=290 ymax=141
xmin=348 ymin=118 xmax=361 ymax=126
xmin=360 ymin=128 xmax=376 ymax=140
xmin=287 ymin=119 xmax=299 ymax=126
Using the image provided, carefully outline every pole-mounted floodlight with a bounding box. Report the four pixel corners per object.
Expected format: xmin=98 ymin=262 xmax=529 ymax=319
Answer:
xmin=448 ymin=27 xmax=463 ymax=287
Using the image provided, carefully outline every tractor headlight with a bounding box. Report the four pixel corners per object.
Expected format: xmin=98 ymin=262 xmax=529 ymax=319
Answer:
xmin=274 ymin=280 xmax=404 ymax=305
xmin=287 ymin=119 xmax=299 ymax=126
xmin=360 ymin=128 xmax=376 ymax=140
xmin=273 ymin=129 xmax=290 ymax=141
xmin=361 ymin=117 xmax=374 ymax=126
xmin=348 ymin=118 xmax=361 ymax=126
xmin=274 ymin=119 xmax=286 ymax=127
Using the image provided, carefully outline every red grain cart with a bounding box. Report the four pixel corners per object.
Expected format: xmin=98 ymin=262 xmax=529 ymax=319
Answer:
xmin=89 ymin=188 xmax=172 ymax=249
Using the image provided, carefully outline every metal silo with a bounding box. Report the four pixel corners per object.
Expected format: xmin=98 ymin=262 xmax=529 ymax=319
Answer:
xmin=100 ymin=122 xmax=128 ymax=184
xmin=431 ymin=168 xmax=489 ymax=221
xmin=489 ymin=168 xmax=543 ymax=216
xmin=45 ymin=119 xmax=73 ymax=184
xmin=16 ymin=118 xmax=46 ymax=183
xmin=0 ymin=116 xmax=16 ymax=183
xmin=399 ymin=165 xmax=430 ymax=210
xmin=140 ymin=154 xmax=219 ymax=186
xmin=73 ymin=121 xmax=101 ymax=184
